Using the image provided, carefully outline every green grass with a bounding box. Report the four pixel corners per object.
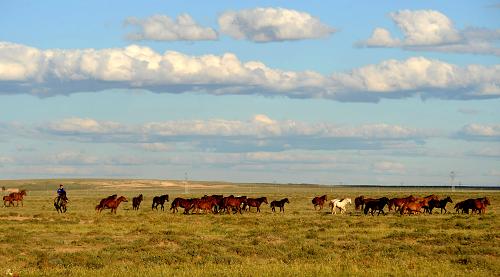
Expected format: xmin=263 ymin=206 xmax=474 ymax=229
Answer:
xmin=0 ymin=179 xmax=498 ymax=276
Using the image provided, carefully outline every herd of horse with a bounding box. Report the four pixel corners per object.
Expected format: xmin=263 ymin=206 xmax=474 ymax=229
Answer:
xmin=312 ymin=194 xmax=491 ymax=215
xmin=92 ymin=194 xmax=290 ymax=215
xmin=1 ymin=190 xmax=492 ymax=216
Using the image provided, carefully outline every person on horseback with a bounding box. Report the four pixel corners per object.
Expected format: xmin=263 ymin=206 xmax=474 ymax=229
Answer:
xmin=55 ymin=184 xmax=68 ymax=204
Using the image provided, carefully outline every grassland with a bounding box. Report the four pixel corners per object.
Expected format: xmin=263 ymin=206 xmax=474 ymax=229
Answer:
xmin=0 ymin=179 xmax=498 ymax=276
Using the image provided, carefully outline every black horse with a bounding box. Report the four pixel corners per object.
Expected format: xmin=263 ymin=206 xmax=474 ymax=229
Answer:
xmin=428 ymin=196 xmax=453 ymax=214
xmin=363 ymin=197 xmax=389 ymax=216
xmin=152 ymin=194 xmax=169 ymax=211
xmin=54 ymin=192 xmax=68 ymax=213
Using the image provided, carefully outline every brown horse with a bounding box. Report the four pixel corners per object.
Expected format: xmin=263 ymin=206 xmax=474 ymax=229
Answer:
xmin=96 ymin=194 xmax=117 ymax=210
xmin=152 ymin=194 xmax=169 ymax=211
xmin=3 ymin=195 xmax=14 ymax=207
xmin=456 ymin=197 xmax=490 ymax=214
xmin=54 ymin=192 xmax=68 ymax=213
xmin=427 ymin=196 xmax=453 ymax=214
xmin=192 ymin=197 xmax=218 ymax=214
xmin=354 ymin=196 xmax=366 ymax=210
xmin=413 ymin=194 xmax=440 ymax=213
xmin=209 ymin=194 xmax=224 ymax=213
xmin=401 ymin=200 xmax=428 ymax=215
xmin=132 ymin=194 xmax=143 ymax=210
xmin=170 ymin=197 xmax=195 ymax=214
xmin=243 ymin=197 xmax=268 ymax=212
xmin=364 ymin=197 xmax=390 ymax=216
xmin=8 ymin=190 xmax=27 ymax=207
xmin=96 ymin=196 xmax=128 ymax=214
xmin=312 ymin=195 xmax=327 ymax=210
xmin=388 ymin=195 xmax=416 ymax=212
xmin=223 ymin=196 xmax=247 ymax=214
xmin=270 ymin=198 xmax=289 ymax=213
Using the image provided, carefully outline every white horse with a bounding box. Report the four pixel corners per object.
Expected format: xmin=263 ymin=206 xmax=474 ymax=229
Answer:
xmin=329 ymin=198 xmax=352 ymax=214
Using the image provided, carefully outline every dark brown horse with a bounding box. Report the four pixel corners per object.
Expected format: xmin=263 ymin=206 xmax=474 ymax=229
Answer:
xmin=364 ymin=197 xmax=390 ymax=216
xmin=427 ymin=196 xmax=453 ymax=214
xmin=54 ymin=192 xmax=68 ymax=213
xmin=209 ymin=194 xmax=224 ymax=213
xmin=3 ymin=195 xmax=14 ymax=207
xmin=132 ymin=194 xmax=143 ymax=210
xmin=223 ymin=196 xmax=247 ymax=214
xmin=152 ymin=194 xmax=169 ymax=211
xmin=354 ymin=196 xmax=366 ymax=210
xmin=270 ymin=198 xmax=289 ymax=213
xmin=170 ymin=197 xmax=195 ymax=214
xmin=388 ymin=195 xmax=416 ymax=212
xmin=312 ymin=195 xmax=327 ymax=210
xmin=456 ymin=197 xmax=490 ymax=214
xmin=96 ymin=196 xmax=128 ymax=214
xmin=8 ymin=190 xmax=27 ymax=207
xmin=243 ymin=197 xmax=268 ymax=212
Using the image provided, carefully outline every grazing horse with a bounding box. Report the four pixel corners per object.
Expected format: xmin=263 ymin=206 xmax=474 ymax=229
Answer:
xmin=96 ymin=196 xmax=128 ymax=214
xmin=223 ymin=196 xmax=247 ymax=214
xmin=54 ymin=192 xmax=68 ymax=213
xmin=388 ymin=195 xmax=416 ymax=212
xmin=270 ymin=198 xmax=289 ymax=213
xmin=152 ymin=194 xmax=169 ymax=211
xmin=170 ymin=198 xmax=195 ymax=214
xmin=132 ymin=194 xmax=143 ymax=210
xmin=329 ymin=198 xmax=352 ymax=214
xmin=364 ymin=197 xmax=390 ymax=216
xmin=3 ymin=195 xmax=14 ymax=207
xmin=312 ymin=195 xmax=327 ymax=210
xmin=8 ymin=190 xmax=27 ymax=207
xmin=243 ymin=197 xmax=268 ymax=212
xmin=427 ymin=196 xmax=453 ymax=214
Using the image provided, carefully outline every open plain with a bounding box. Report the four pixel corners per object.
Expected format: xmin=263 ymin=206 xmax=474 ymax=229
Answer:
xmin=0 ymin=179 xmax=498 ymax=276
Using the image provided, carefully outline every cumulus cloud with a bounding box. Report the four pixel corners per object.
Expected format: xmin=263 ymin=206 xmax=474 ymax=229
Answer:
xmin=0 ymin=41 xmax=499 ymax=101
xmin=124 ymin=14 xmax=218 ymax=41
xmin=218 ymin=7 xmax=335 ymax=42
xmin=359 ymin=10 xmax=500 ymax=55
xmin=458 ymin=123 xmax=500 ymax=140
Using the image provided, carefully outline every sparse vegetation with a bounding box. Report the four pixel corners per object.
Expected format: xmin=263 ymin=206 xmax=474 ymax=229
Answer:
xmin=0 ymin=179 xmax=498 ymax=276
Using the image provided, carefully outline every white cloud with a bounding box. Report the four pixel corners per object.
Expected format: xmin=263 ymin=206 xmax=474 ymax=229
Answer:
xmin=41 ymin=115 xmax=428 ymax=141
xmin=218 ymin=7 xmax=335 ymax=42
xmin=459 ymin=123 xmax=500 ymax=140
xmin=360 ymin=10 xmax=500 ymax=55
xmin=124 ymin=14 xmax=218 ymax=41
xmin=0 ymin=41 xmax=499 ymax=101
xmin=137 ymin=143 xmax=171 ymax=152
xmin=372 ymin=161 xmax=406 ymax=174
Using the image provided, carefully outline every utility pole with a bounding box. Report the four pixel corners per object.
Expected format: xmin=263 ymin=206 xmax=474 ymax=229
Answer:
xmin=450 ymin=171 xmax=456 ymax=192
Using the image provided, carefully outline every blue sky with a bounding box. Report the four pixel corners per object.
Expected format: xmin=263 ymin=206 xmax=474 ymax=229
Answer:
xmin=0 ymin=1 xmax=499 ymax=185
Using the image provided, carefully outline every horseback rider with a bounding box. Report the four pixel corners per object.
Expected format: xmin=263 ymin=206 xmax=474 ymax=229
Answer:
xmin=55 ymin=184 xmax=68 ymax=204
